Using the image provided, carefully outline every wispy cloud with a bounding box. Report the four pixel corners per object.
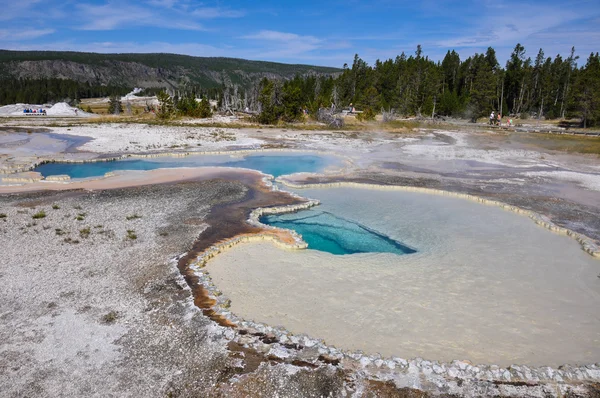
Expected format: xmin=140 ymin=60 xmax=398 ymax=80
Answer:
xmin=191 ymin=7 xmax=245 ymax=19
xmin=146 ymin=0 xmax=180 ymax=8
xmin=75 ymin=3 xmax=206 ymax=31
xmin=0 ymin=0 xmax=43 ymax=21
xmin=243 ymin=30 xmax=320 ymax=43
xmin=242 ymin=30 xmax=323 ymax=59
xmin=0 ymin=0 xmax=598 ymax=67
xmin=0 ymin=29 xmax=55 ymax=41
xmin=4 ymin=40 xmax=228 ymax=57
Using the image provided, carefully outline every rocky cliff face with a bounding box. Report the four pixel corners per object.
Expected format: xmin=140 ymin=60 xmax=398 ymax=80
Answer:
xmin=0 ymin=51 xmax=340 ymax=89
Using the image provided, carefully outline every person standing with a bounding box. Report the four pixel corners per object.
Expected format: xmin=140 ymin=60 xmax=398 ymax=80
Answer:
xmin=490 ymin=111 xmax=495 ymax=125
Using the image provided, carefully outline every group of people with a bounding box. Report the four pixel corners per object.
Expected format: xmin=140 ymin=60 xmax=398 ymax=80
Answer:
xmin=489 ymin=111 xmax=513 ymax=127
xmin=23 ymin=108 xmax=46 ymax=115
xmin=489 ymin=111 xmax=501 ymax=125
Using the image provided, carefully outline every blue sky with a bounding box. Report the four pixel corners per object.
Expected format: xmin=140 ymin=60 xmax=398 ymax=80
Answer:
xmin=1 ymin=0 xmax=599 ymax=67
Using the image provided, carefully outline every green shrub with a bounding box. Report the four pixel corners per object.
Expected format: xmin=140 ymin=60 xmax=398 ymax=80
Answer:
xmin=80 ymin=227 xmax=91 ymax=238
xmin=52 ymin=204 xmax=60 ymax=210
xmin=126 ymin=230 xmax=137 ymax=240
xmin=32 ymin=210 xmax=46 ymax=219
xmin=126 ymin=214 xmax=142 ymax=220
xmin=102 ymin=311 xmax=119 ymax=324
xmin=0 ymin=213 xmax=6 ymax=219
xmin=356 ymin=107 xmax=376 ymax=121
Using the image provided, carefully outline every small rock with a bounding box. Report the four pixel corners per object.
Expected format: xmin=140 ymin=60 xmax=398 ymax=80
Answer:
xmin=359 ymin=357 xmax=372 ymax=368
xmin=448 ymin=367 xmax=460 ymax=378
xmin=457 ymin=360 xmax=470 ymax=371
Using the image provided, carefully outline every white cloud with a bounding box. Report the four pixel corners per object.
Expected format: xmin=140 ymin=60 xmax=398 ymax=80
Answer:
xmin=0 ymin=29 xmax=55 ymax=40
xmin=75 ymin=3 xmax=205 ymax=31
xmin=0 ymin=0 xmax=44 ymax=21
xmin=146 ymin=0 xmax=180 ymax=8
xmin=2 ymin=40 xmax=228 ymax=57
xmin=191 ymin=7 xmax=245 ymax=19
xmin=243 ymin=30 xmax=320 ymax=43
xmin=241 ymin=30 xmax=324 ymax=59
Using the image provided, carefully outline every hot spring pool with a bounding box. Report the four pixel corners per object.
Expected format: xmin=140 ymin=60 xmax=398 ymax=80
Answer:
xmin=35 ymin=152 xmax=340 ymax=179
xmin=206 ymin=186 xmax=600 ymax=366
xmin=260 ymin=210 xmax=416 ymax=255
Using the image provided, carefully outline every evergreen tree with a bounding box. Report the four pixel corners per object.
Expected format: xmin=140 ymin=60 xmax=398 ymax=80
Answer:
xmin=469 ymin=59 xmax=497 ymax=121
xmin=257 ymin=78 xmax=278 ymax=124
xmin=156 ymin=91 xmax=175 ymax=119
xmin=198 ymin=97 xmax=213 ymax=118
xmin=108 ymin=95 xmax=123 ymax=115
xmin=575 ymin=52 xmax=600 ymax=127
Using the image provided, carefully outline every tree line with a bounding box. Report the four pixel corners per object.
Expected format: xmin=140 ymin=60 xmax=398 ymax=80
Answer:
xmin=243 ymin=44 xmax=599 ymax=127
xmin=2 ymin=44 xmax=598 ymax=127
xmin=0 ymin=78 xmax=130 ymax=106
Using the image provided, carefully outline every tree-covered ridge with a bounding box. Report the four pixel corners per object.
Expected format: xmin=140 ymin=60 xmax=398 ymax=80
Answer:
xmin=253 ymin=44 xmax=600 ymax=127
xmin=0 ymin=50 xmax=340 ymax=74
xmin=0 ymin=50 xmax=341 ymax=90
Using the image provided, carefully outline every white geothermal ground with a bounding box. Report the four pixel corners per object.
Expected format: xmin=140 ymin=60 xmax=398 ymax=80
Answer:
xmin=206 ymin=186 xmax=600 ymax=367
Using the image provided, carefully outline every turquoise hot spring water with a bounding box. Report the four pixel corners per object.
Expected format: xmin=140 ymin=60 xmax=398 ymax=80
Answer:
xmin=34 ymin=153 xmax=339 ymax=179
xmin=260 ymin=210 xmax=416 ymax=256
xmin=36 ymin=152 xmax=414 ymax=256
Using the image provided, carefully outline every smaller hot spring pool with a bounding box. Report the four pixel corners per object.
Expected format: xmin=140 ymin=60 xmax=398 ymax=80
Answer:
xmin=34 ymin=153 xmax=339 ymax=179
xmin=260 ymin=210 xmax=416 ymax=256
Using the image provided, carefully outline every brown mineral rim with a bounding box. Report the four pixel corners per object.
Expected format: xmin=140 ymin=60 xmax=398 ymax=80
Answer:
xmin=176 ymin=171 xmax=306 ymax=327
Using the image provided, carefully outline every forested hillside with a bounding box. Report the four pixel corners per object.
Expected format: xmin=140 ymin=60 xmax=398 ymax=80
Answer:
xmin=0 ymin=50 xmax=340 ymax=105
xmin=251 ymin=44 xmax=600 ymax=127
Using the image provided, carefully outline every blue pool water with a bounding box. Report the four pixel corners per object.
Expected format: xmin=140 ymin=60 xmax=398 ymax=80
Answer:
xmin=35 ymin=153 xmax=337 ymax=179
xmin=260 ymin=210 xmax=416 ymax=256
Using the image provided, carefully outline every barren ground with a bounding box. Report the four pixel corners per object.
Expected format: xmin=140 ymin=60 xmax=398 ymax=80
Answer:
xmin=1 ymin=118 xmax=599 ymax=397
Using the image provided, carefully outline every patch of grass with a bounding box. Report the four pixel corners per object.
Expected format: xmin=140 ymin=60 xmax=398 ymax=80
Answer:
xmin=126 ymin=214 xmax=142 ymax=220
xmin=52 ymin=204 xmax=60 ymax=210
xmin=126 ymin=229 xmax=137 ymax=240
xmin=73 ymin=205 xmax=83 ymax=210
xmin=510 ymin=132 xmax=600 ymax=155
xmin=0 ymin=214 xmax=6 ymax=219
xmin=55 ymin=228 xmax=67 ymax=236
xmin=75 ymin=213 xmax=86 ymax=221
xmin=63 ymin=237 xmax=80 ymax=244
xmin=159 ymin=231 xmax=169 ymax=237
xmin=79 ymin=227 xmax=91 ymax=238
xmin=101 ymin=311 xmax=119 ymax=324
xmin=32 ymin=210 xmax=46 ymax=219
xmin=94 ymin=225 xmax=103 ymax=228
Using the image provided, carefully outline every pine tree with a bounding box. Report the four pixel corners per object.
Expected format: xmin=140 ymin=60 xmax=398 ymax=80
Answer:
xmin=575 ymin=52 xmax=600 ymax=127
xmin=156 ymin=91 xmax=175 ymax=119
xmin=198 ymin=97 xmax=212 ymax=118
xmin=108 ymin=95 xmax=123 ymax=115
